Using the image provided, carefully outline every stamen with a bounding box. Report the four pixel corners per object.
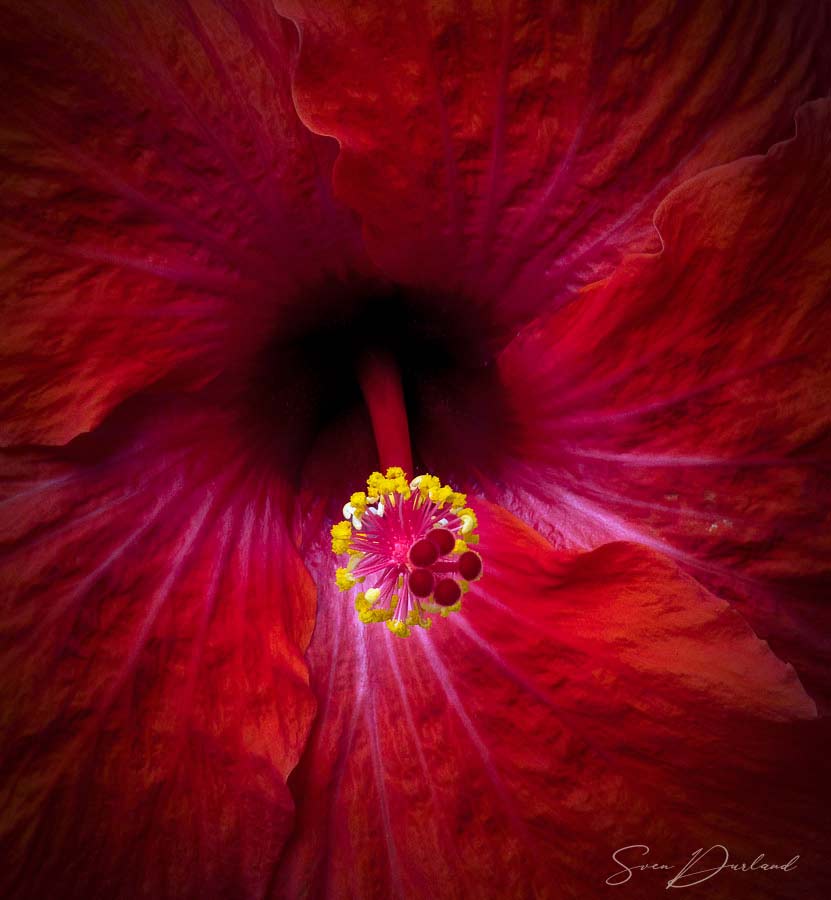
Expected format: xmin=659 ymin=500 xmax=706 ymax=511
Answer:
xmin=330 ymin=468 xmax=483 ymax=636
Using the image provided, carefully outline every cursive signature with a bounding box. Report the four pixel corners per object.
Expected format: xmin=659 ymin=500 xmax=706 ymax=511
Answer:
xmin=606 ymin=844 xmax=800 ymax=888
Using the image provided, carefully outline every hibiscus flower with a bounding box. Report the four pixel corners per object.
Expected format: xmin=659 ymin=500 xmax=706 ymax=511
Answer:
xmin=1 ymin=2 xmax=829 ymax=899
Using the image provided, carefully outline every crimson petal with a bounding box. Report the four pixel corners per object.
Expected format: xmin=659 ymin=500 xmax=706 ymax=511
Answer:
xmin=499 ymin=99 xmax=831 ymax=709
xmin=0 ymin=398 xmax=316 ymax=899
xmin=278 ymin=501 xmax=822 ymax=898
xmin=0 ymin=0 xmax=364 ymax=446
xmin=277 ymin=0 xmax=829 ymax=334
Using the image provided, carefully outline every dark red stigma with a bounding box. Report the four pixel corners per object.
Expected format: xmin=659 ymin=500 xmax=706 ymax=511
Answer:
xmin=434 ymin=579 xmax=462 ymax=606
xmin=427 ymin=527 xmax=456 ymax=556
xmin=458 ymin=550 xmax=483 ymax=581
xmin=409 ymin=568 xmax=435 ymax=597
xmin=410 ymin=538 xmax=440 ymax=568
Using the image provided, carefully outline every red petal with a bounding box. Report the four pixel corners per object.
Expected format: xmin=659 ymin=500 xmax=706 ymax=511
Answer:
xmin=277 ymin=0 xmax=829 ymax=332
xmin=0 ymin=398 xmax=316 ymax=899
xmin=499 ymin=99 xmax=831 ymax=708
xmin=277 ymin=501 xmax=823 ymax=898
xmin=0 ymin=1 xmax=364 ymax=446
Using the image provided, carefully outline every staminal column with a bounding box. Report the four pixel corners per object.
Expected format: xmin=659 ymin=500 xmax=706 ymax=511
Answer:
xmin=357 ymin=352 xmax=413 ymax=475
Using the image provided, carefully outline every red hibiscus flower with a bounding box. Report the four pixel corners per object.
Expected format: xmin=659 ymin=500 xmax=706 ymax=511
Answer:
xmin=1 ymin=2 xmax=830 ymax=899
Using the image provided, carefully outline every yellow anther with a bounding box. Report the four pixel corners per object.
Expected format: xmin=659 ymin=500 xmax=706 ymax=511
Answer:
xmin=440 ymin=599 xmax=463 ymax=617
xmin=395 ymin=480 xmax=411 ymax=498
xmin=429 ymin=484 xmax=454 ymax=506
xmin=387 ymin=619 xmax=411 ymax=637
xmin=335 ymin=567 xmax=357 ymax=591
xmin=361 ymin=609 xmax=391 ymax=623
xmin=359 ymin=608 xmax=391 ymax=623
xmin=364 ymin=587 xmax=381 ymax=603
xmin=415 ymin=474 xmax=441 ymax=500
xmin=367 ymin=471 xmax=387 ymax=496
xmin=366 ymin=469 xmax=411 ymax=499
xmin=349 ymin=491 xmax=368 ymax=516
xmin=410 ymin=474 xmax=461 ymax=507
xmin=459 ymin=507 xmax=478 ymax=534
xmin=386 ymin=467 xmax=412 ymax=498
xmin=355 ymin=591 xmax=392 ymax=623
xmin=405 ymin=609 xmax=431 ymax=629
xmin=330 ymin=520 xmax=353 ymax=554
xmin=452 ymin=538 xmax=468 ymax=555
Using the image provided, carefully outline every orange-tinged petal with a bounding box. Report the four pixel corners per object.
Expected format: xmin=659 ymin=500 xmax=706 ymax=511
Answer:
xmin=279 ymin=501 xmax=822 ymax=899
xmin=0 ymin=396 xmax=316 ymax=899
xmin=0 ymin=0 xmax=364 ymax=446
xmin=498 ymin=99 xmax=831 ymax=709
xmin=277 ymin=0 xmax=830 ymax=334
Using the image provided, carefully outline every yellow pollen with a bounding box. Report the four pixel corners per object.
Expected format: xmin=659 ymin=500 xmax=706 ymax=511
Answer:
xmin=414 ymin=474 xmax=441 ymax=500
xmin=429 ymin=484 xmax=454 ymax=506
xmin=330 ymin=520 xmax=352 ymax=554
xmin=402 ymin=608 xmax=431 ymax=630
xmin=366 ymin=467 xmax=412 ymax=500
xmin=335 ymin=567 xmax=358 ymax=591
xmin=440 ymin=599 xmax=463 ymax=617
xmin=459 ymin=507 xmax=478 ymax=534
xmin=354 ymin=591 xmax=392 ymax=623
xmin=349 ymin=491 xmax=368 ymax=516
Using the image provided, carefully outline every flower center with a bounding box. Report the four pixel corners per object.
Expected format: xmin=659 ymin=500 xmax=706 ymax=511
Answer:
xmin=331 ymin=469 xmax=482 ymax=636
xmin=330 ymin=350 xmax=483 ymax=635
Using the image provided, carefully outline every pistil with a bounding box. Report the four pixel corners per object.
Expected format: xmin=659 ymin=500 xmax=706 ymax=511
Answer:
xmin=337 ymin=355 xmax=482 ymax=635
xmin=357 ymin=352 xmax=413 ymax=475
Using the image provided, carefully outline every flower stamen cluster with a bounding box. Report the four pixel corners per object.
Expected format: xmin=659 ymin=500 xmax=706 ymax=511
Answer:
xmin=330 ymin=468 xmax=483 ymax=636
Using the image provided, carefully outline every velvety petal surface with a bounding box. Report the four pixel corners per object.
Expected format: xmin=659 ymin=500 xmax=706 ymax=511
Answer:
xmin=0 ymin=0 xmax=365 ymax=446
xmin=496 ymin=99 xmax=831 ymax=709
xmin=0 ymin=393 xmax=317 ymax=900
xmin=277 ymin=0 xmax=829 ymax=336
xmin=277 ymin=500 xmax=824 ymax=899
